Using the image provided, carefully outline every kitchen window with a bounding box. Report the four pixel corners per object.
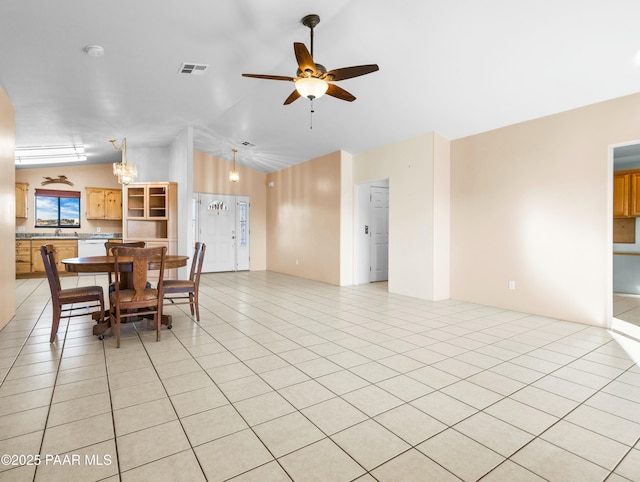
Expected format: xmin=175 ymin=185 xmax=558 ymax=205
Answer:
xmin=34 ymin=189 xmax=81 ymax=228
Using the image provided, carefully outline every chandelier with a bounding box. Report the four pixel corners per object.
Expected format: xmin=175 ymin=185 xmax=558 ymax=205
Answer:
xmin=229 ymin=149 xmax=240 ymax=183
xmin=110 ymin=138 xmax=137 ymax=185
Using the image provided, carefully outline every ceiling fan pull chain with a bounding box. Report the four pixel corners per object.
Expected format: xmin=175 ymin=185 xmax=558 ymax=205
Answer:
xmin=310 ymin=99 xmax=314 ymax=129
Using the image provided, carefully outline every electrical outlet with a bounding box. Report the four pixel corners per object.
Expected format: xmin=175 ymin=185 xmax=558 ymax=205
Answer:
xmin=508 ymin=280 xmax=516 ymax=290
xmin=18 ymin=226 xmax=25 ymax=232
xmin=295 ymin=258 xmax=299 ymax=265
xmin=96 ymin=227 xmax=101 ymax=233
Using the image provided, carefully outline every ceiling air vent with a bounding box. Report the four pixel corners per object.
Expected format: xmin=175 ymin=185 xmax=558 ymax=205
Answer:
xmin=179 ymin=63 xmax=209 ymax=75
xmin=240 ymin=141 xmax=255 ymax=148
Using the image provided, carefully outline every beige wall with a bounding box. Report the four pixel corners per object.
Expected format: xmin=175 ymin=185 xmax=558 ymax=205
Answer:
xmin=0 ymin=86 xmax=15 ymax=329
xmin=353 ymin=132 xmax=451 ymax=300
xmin=266 ymin=151 xmax=342 ymax=284
xmin=451 ymin=92 xmax=640 ymax=327
xmin=15 ymin=164 xmax=123 ymax=235
xmin=193 ymin=150 xmax=267 ymax=270
xmin=340 ymin=151 xmax=354 ymax=286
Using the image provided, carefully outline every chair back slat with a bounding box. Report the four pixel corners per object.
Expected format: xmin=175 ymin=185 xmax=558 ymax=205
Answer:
xmin=191 ymin=242 xmax=206 ymax=284
xmin=105 ymin=241 xmax=146 ymax=286
xmin=105 ymin=241 xmax=146 ymax=256
xmin=112 ymin=246 xmax=166 ymax=299
xmin=40 ymin=244 xmax=62 ymax=294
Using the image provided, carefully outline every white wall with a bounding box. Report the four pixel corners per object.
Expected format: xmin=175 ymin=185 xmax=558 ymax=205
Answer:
xmin=169 ymin=128 xmax=194 ymax=276
xmin=353 ymin=132 xmax=450 ymax=300
xmin=128 ymin=129 xmax=194 ymax=277
xmin=128 ymin=146 xmax=172 ymax=182
xmin=433 ymin=133 xmax=451 ymax=300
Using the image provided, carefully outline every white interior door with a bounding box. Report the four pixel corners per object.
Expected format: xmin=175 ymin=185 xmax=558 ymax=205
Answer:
xmin=370 ymin=186 xmax=389 ymax=282
xmin=198 ymin=193 xmax=250 ymax=272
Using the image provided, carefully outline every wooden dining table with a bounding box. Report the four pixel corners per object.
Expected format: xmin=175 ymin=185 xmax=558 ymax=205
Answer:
xmin=62 ymin=254 xmax=189 ymax=337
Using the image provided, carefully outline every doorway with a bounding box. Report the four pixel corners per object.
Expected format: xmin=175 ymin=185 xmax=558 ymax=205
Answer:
xmin=355 ymin=180 xmax=389 ymax=284
xmin=611 ymin=141 xmax=640 ymax=340
xmin=197 ymin=193 xmax=250 ymax=272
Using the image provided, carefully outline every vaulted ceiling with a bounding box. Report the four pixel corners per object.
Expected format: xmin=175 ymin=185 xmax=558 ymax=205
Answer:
xmin=3 ymin=0 xmax=640 ymax=172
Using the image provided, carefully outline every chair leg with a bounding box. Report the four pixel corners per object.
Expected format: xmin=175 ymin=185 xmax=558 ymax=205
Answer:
xmin=99 ymin=297 xmax=105 ymax=324
xmin=110 ymin=310 xmax=120 ymax=348
xmin=50 ymin=304 xmax=61 ymax=343
xmin=156 ymin=305 xmax=162 ymax=342
xmin=189 ymin=294 xmax=195 ymax=316
xmin=194 ymin=293 xmax=200 ymax=322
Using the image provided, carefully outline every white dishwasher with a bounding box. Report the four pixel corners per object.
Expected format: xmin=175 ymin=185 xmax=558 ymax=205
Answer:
xmin=77 ymin=239 xmax=106 ymax=275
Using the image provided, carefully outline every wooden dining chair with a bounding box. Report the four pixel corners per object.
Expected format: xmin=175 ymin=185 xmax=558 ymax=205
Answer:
xmin=40 ymin=244 xmax=105 ymax=343
xmin=104 ymin=241 xmax=145 ymax=287
xmin=163 ymin=242 xmax=206 ymax=321
xmin=109 ymin=246 xmax=166 ymax=348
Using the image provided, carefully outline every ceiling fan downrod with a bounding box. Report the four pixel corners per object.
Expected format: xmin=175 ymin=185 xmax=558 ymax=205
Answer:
xmin=302 ymin=14 xmax=320 ymax=58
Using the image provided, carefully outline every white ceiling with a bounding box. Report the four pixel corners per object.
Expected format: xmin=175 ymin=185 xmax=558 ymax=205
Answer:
xmin=3 ymin=0 xmax=640 ymax=172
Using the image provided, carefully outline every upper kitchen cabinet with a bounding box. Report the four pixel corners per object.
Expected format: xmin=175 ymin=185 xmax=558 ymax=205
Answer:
xmin=85 ymin=187 xmax=122 ymax=220
xmin=629 ymin=172 xmax=640 ymax=217
xmin=613 ymin=169 xmax=640 ymax=218
xmin=124 ymin=184 xmax=173 ymax=220
xmin=123 ymin=182 xmax=177 ymax=246
xmin=15 ymin=182 xmax=28 ymax=218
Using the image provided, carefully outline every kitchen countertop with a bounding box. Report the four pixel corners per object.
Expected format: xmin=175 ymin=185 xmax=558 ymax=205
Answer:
xmin=16 ymin=233 xmax=122 ymax=240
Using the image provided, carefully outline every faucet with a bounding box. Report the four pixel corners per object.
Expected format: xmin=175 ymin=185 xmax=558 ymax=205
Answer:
xmin=54 ymin=228 xmax=62 ymax=236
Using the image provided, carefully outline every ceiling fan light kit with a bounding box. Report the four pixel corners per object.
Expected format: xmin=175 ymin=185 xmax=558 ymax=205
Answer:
xmin=295 ymin=77 xmax=328 ymax=100
xmin=242 ymin=13 xmax=379 ymax=108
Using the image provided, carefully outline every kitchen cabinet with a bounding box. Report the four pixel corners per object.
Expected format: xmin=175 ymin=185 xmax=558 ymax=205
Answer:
xmin=123 ymin=182 xmax=178 ymax=279
xmin=86 ymin=188 xmax=122 ymax=220
xmin=15 ymin=240 xmax=31 ymax=274
xmin=630 ymin=172 xmax=640 ymax=216
xmin=613 ymin=173 xmax=630 ymax=218
xmin=15 ymin=182 xmax=28 ymax=219
xmin=613 ymin=169 xmax=640 ymax=218
xmin=30 ymin=240 xmax=77 ymax=273
xmin=123 ymin=182 xmax=176 ymax=243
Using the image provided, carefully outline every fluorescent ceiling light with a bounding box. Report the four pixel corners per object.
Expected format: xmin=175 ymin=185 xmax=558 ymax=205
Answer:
xmin=15 ymin=145 xmax=86 ymax=165
xmin=16 ymin=155 xmax=87 ymax=165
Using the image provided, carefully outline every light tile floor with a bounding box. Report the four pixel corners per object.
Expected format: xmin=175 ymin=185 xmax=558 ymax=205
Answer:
xmin=614 ymin=293 xmax=640 ymax=327
xmin=1 ymin=272 xmax=640 ymax=481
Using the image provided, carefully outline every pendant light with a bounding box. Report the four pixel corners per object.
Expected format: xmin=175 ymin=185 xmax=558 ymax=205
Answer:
xmin=229 ymin=149 xmax=240 ymax=183
xmin=110 ymin=138 xmax=137 ymax=185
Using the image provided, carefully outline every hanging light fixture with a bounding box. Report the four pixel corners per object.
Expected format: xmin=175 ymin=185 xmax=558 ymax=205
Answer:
xmin=229 ymin=148 xmax=240 ymax=183
xmin=110 ymin=138 xmax=137 ymax=185
xmin=295 ymin=77 xmax=328 ymax=100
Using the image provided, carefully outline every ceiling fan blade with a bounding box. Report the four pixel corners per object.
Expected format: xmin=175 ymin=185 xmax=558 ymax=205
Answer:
xmin=325 ymin=64 xmax=379 ymax=81
xmin=284 ymin=90 xmax=301 ymax=105
xmin=294 ymin=42 xmax=316 ymax=75
xmin=326 ymin=84 xmax=356 ymax=102
xmin=242 ymin=73 xmax=295 ymax=82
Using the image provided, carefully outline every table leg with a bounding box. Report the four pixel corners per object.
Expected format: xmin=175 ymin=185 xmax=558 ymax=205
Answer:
xmin=91 ymin=311 xmax=172 ymax=337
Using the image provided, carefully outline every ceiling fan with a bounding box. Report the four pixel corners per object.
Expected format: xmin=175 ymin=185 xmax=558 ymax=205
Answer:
xmin=242 ymin=14 xmax=379 ymax=105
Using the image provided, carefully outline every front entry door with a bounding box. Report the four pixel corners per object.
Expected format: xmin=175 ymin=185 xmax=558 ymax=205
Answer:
xmin=198 ymin=194 xmax=250 ymax=272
